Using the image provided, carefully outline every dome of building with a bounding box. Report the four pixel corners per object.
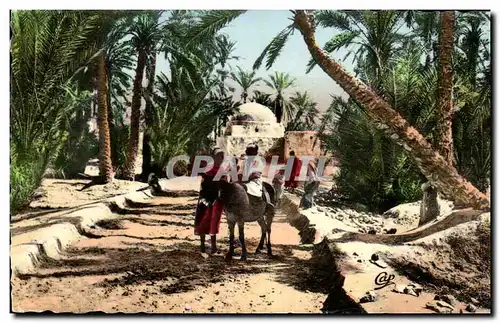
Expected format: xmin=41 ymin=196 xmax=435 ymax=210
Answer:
xmin=233 ymin=102 xmax=277 ymax=123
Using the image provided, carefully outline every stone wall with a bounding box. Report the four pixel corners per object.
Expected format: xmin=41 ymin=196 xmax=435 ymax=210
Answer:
xmin=284 ymin=131 xmax=323 ymax=159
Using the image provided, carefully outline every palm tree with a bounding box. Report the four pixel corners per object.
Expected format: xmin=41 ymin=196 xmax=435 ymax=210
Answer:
xmin=286 ymin=91 xmax=320 ymax=131
xmin=230 ymin=66 xmax=262 ymax=103
xmin=104 ymin=19 xmax=135 ymax=171
xmin=138 ymin=11 xmax=167 ymax=181
xmin=10 ymin=11 xmax=111 ymax=211
xmin=140 ymin=50 xmax=157 ymax=181
xmin=122 ymin=11 xmax=162 ymax=180
xmin=264 ymin=71 xmax=296 ymax=123
xmin=250 ymin=90 xmax=273 ymax=106
xmin=185 ymin=10 xmax=489 ymax=210
xmin=305 ymin=11 xmax=410 ymax=85
xmin=411 ymin=11 xmax=440 ymax=67
xmin=436 ymin=11 xmax=456 ymax=166
xmin=420 ymin=11 xmax=457 ymax=225
xmin=149 ymin=65 xmax=232 ymax=168
xmin=295 ymin=10 xmax=489 ymax=210
xmin=320 ymin=40 xmax=442 ymax=212
xmin=96 ymin=53 xmax=114 ymax=182
xmin=453 ymin=12 xmax=491 ymax=192
xmin=91 ymin=11 xmax=136 ymax=183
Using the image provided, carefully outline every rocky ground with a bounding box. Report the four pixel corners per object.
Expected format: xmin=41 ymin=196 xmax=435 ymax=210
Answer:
xmin=312 ymin=189 xmax=455 ymax=233
xmin=288 ymin=187 xmax=491 ymax=313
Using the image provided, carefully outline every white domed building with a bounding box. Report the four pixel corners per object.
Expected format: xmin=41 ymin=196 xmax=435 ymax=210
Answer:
xmin=216 ymin=102 xmax=285 ymax=157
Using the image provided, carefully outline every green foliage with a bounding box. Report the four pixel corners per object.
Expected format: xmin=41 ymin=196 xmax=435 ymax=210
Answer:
xmin=112 ymin=123 xmax=131 ymax=174
xmin=452 ymin=12 xmax=491 ymax=192
xmin=253 ymin=26 xmax=294 ymax=70
xmin=149 ymin=67 xmax=236 ymax=168
xmin=185 ymin=10 xmax=247 ymax=47
xmin=321 ymin=100 xmax=424 ymax=213
xmin=320 ymin=10 xmax=491 ymax=212
xmin=286 ymin=91 xmax=320 ymax=131
xmin=10 ymin=10 xmax=108 ymax=213
xmin=52 ymin=87 xmax=98 ymax=178
xmin=263 ymin=71 xmax=297 ymax=123
xmin=229 ymin=66 xmax=262 ymax=102
xmin=320 ymin=40 xmax=441 ymax=212
xmin=250 ymin=90 xmax=273 ymax=106
xmin=308 ymin=10 xmax=410 ymax=81
xmin=10 ymin=150 xmax=49 ymax=213
xmin=10 ymin=9 xmax=490 ymax=213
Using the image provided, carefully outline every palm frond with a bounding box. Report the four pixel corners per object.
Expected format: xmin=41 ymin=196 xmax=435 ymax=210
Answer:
xmin=306 ymin=31 xmax=360 ymax=73
xmin=253 ymin=25 xmax=293 ymax=71
xmin=185 ymin=10 xmax=246 ymax=48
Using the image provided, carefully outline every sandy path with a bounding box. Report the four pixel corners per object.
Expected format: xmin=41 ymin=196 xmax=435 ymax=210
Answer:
xmin=11 ymin=196 xmax=327 ymax=314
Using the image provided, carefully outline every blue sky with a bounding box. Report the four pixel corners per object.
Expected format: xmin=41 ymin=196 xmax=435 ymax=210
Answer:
xmin=155 ymin=10 xmax=353 ymax=111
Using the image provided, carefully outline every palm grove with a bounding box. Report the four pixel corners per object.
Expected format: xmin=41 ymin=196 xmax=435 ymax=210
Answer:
xmin=10 ymin=10 xmax=490 ymax=218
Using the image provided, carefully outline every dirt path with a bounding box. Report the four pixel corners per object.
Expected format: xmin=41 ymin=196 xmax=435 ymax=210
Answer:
xmin=11 ymin=196 xmax=328 ymax=314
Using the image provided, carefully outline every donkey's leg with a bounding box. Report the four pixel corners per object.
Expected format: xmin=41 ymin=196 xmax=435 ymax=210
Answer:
xmin=255 ymin=217 xmax=266 ymax=253
xmin=265 ymin=208 xmax=275 ymax=258
xmin=238 ymin=221 xmax=247 ymax=261
xmin=225 ymin=220 xmax=236 ymax=262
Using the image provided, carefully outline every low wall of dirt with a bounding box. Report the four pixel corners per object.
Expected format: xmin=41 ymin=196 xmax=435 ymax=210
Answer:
xmin=10 ymin=177 xmax=201 ymax=276
xmin=278 ymin=194 xmax=365 ymax=313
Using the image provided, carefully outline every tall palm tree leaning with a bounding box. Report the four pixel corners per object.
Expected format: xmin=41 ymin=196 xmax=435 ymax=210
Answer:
xmin=229 ymin=66 xmax=262 ymax=103
xmin=122 ymin=13 xmax=160 ymax=181
xmin=420 ymin=11 xmax=456 ymax=225
xmin=186 ymin=10 xmax=489 ymax=211
xmin=264 ymin=71 xmax=296 ymax=123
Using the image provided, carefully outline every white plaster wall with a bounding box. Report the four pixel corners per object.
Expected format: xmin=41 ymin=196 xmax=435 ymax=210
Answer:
xmin=218 ymin=136 xmax=282 ymax=158
xmin=230 ymin=123 xmax=285 ymax=138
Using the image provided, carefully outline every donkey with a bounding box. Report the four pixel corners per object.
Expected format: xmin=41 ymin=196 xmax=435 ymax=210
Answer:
xmin=217 ymin=179 xmax=280 ymax=261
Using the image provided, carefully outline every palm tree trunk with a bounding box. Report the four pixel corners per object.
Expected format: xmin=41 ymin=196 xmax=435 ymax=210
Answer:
xmin=96 ymin=53 xmax=114 ymax=182
xmin=104 ymin=57 xmax=119 ymax=170
xmin=294 ymin=10 xmax=489 ymax=211
xmin=420 ymin=11 xmax=456 ymax=225
xmin=275 ymin=97 xmax=283 ymax=123
xmin=436 ymin=11 xmax=456 ymax=166
xmin=141 ymin=51 xmax=156 ymax=181
xmin=122 ymin=48 xmax=147 ymax=180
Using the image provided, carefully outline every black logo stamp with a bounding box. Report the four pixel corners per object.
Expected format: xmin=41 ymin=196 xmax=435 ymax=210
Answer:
xmin=374 ymin=271 xmax=395 ymax=290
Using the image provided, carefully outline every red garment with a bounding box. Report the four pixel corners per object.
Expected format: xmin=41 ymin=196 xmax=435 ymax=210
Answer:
xmin=194 ymin=199 xmax=223 ymax=235
xmin=205 ymin=163 xmax=220 ymax=177
xmin=194 ymin=163 xmax=225 ymax=236
xmin=285 ymin=157 xmax=302 ymax=189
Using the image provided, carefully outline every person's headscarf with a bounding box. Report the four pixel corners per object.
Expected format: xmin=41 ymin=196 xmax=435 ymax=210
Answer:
xmin=212 ymin=147 xmax=223 ymax=155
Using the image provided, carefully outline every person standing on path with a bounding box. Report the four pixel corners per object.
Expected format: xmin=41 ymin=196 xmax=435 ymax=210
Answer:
xmin=299 ymin=160 xmax=320 ymax=209
xmin=285 ymin=151 xmax=302 ymax=193
xmin=194 ymin=148 xmax=226 ymax=254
